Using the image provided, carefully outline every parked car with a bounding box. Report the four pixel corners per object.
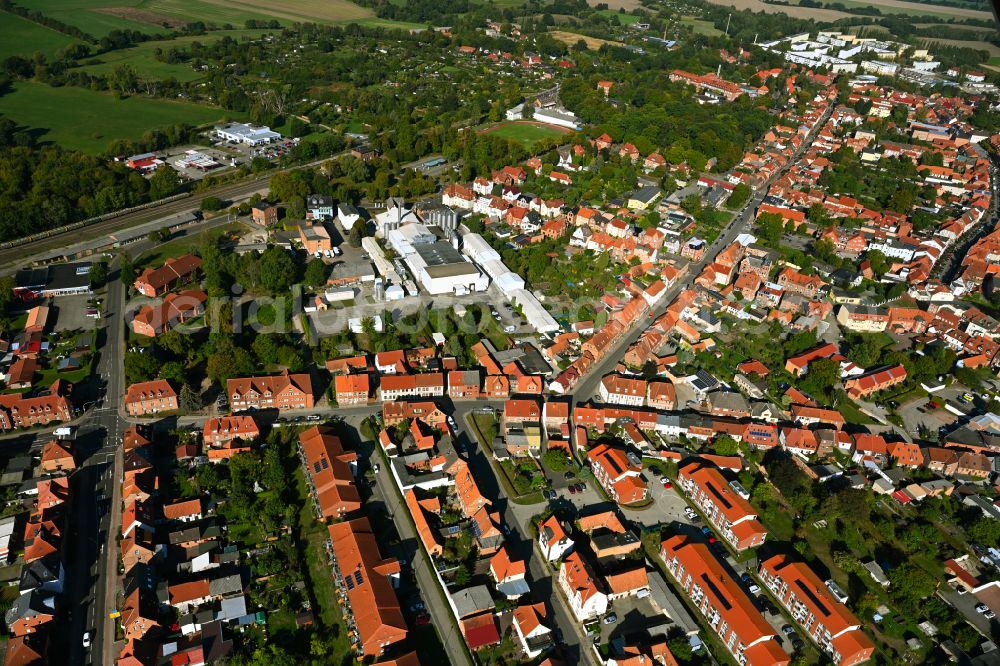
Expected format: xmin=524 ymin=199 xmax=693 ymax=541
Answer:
xmin=603 ymin=613 xmax=618 ymax=625
xmin=975 ymin=603 xmax=990 ymax=614
xmin=415 ymin=613 xmax=431 ymax=625
xmin=781 ymin=625 xmax=796 ymax=637
xmin=579 ymin=482 xmax=587 ymax=491
xmin=82 ymin=632 xmax=91 ymax=648
xmin=569 ymin=485 xmax=578 ymax=494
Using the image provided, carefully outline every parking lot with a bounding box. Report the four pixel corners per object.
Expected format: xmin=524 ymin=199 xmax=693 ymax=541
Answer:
xmin=896 ymin=396 xmax=960 ymax=436
xmin=597 ymin=593 xmax=671 ymax=645
xmin=161 ymin=144 xmax=236 ymax=181
xmin=51 ymin=294 xmax=100 ymax=333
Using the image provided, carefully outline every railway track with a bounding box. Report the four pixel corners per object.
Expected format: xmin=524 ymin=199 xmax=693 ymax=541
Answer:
xmin=0 ymin=177 xmax=270 ymax=270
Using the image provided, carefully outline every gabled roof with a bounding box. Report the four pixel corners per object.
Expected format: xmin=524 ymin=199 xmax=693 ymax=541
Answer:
xmin=327 ymin=517 xmax=406 ymax=654
xmin=562 ymin=552 xmax=603 ymax=604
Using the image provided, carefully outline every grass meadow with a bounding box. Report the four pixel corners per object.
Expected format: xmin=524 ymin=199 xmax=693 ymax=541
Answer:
xmin=0 ymin=13 xmax=83 ymax=61
xmin=0 ymin=82 xmax=240 ymax=153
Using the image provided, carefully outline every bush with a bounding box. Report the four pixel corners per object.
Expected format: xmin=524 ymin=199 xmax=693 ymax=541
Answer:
xmin=200 ymin=196 xmax=224 ymax=212
xmin=543 ymin=449 xmax=573 ymax=472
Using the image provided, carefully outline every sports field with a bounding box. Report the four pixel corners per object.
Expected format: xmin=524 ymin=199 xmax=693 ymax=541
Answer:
xmin=0 ymin=82 xmax=241 ymax=153
xmin=480 ymin=121 xmax=572 ymax=148
xmin=75 ymin=29 xmax=277 ymax=82
xmin=12 ymin=0 xmax=385 ymax=37
xmin=0 ymin=13 xmax=83 ymax=61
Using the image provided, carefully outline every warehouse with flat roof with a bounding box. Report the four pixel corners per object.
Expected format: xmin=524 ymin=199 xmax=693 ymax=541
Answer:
xmin=15 ymin=263 xmax=93 ymax=297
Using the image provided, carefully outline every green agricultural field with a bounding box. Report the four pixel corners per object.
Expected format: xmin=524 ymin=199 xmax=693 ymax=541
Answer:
xmin=13 ymin=0 xmax=382 ymax=38
xmin=0 ymin=13 xmax=84 ymax=61
xmin=597 ymin=9 xmax=642 ymax=24
xmin=0 ymin=82 xmax=241 ymax=153
xmin=481 ymin=121 xmax=571 ymax=148
xmin=75 ymin=29 xmax=277 ymax=81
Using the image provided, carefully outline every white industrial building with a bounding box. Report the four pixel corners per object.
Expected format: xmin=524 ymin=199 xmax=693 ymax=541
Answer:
xmin=361 ymin=237 xmax=401 ymax=284
xmin=461 ymin=233 xmax=560 ymax=334
xmin=532 ymin=107 xmax=581 ymax=131
xmin=214 ymin=123 xmax=282 ymax=146
xmin=387 ymin=224 xmax=487 ymax=295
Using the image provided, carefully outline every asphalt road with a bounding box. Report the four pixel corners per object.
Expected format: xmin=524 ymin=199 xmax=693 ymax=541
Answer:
xmin=61 ymin=267 xmax=127 ymax=666
xmin=367 ymin=435 xmax=474 ymax=666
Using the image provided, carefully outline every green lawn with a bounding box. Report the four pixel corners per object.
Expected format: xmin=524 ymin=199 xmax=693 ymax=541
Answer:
xmin=0 ymin=13 xmax=84 ymax=61
xmin=293 ymin=468 xmax=352 ymax=659
xmin=0 ymin=82 xmax=241 ymax=153
xmin=679 ymin=17 xmax=722 ymax=36
xmin=482 ymin=121 xmax=571 ymax=148
xmin=135 ymin=223 xmax=245 ymax=271
xmin=75 ymin=30 xmax=277 ymax=81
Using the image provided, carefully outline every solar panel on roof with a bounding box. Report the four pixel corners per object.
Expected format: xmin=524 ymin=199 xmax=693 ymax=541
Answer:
xmin=705 ymin=480 xmax=733 ymax=510
xmin=701 ymin=573 xmax=732 ymax=611
xmin=354 ymin=570 xmax=363 ymax=585
xmin=313 ymin=462 xmax=321 ymax=474
xmin=321 ymin=457 xmax=329 ymax=470
xmin=795 ymin=579 xmax=830 ymax=617
xmin=344 ymin=576 xmax=354 ymax=589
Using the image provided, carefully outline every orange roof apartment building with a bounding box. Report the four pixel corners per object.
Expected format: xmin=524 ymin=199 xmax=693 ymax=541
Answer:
xmin=448 ymin=370 xmax=481 ymax=400
xmin=598 ymin=374 xmax=647 ymax=407
xmin=382 ymin=400 xmax=447 ymax=429
xmin=843 ymin=365 xmax=907 ymax=399
xmin=758 ymin=555 xmax=874 ymax=666
xmin=39 ymin=439 xmax=75 ymax=473
xmin=130 ymin=290 xmax=207 ymax=337
xmin=203 ymin=415 xmax=259 ymax=447
xmin=124 ymin=380 xmax=178 ymax=417
xmin=678 ymin=460 xmax=767 ymax=551
xmin=227 ymin=371 xmax=314 ymax=412
xmin=0 ymin=381 xmax=73 ymax=431
xmin=587 ymin=444 xmax=648 ymax=505
xmin=334 ymin=373 xmax=370 ymax=406
xmin=378 ymin=373 xmax=445 ymax=401
xmin=661 ymin=536 xmax=789 ymax=666
xmin=298 ymin=426 xmax=360 ymax=521
xmin=133 ymin=254 xmax=202 ymax=298
xmin=327 ymin=517 xmax=407 ymax=657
